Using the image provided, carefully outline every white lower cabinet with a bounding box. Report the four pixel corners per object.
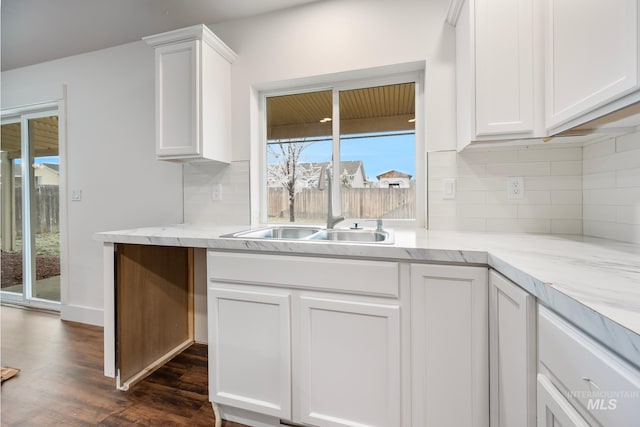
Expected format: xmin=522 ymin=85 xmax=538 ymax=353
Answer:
xmin=537 ymin=373 xmax=589 ymax=427
xmin=538 ymin=306 xmax=640 ymax=427
xmin=410 ymin=263 xmax=489 ymax=427
xmin=297 ymin=296 xmax=401 ymax=427
xmin=489 ymin=271 xmax=537 ymax=427
xmin=207 ymin=251 xmax=404 ymax=427
xmin=208 ymin=286 xmax=292 ymax=419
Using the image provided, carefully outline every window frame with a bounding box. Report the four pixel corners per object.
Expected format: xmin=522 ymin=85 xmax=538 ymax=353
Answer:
xmin=255 ymin=69 xmax=426 ymax=228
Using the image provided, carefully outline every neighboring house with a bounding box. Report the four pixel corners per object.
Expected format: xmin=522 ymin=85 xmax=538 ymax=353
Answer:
xmin=34 ymin=163 xmax=60 ymax=186
xmin=11 ymin=163 xmax=60 ymax=186
xmin=268 ymin=161 xmax=368 ymax=189
xmin=376 ymin=170 xmax=412 ymax=188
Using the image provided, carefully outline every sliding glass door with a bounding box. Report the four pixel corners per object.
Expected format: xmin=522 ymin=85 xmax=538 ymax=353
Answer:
xmin=1 ymin=110 xmax=61 ymax=308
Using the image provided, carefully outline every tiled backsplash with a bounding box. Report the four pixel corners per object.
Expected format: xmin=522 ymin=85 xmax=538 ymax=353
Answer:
xmin=183 ymin=160 xmax=251 ymax=225
xmin=428 ymin=145 xmax=584 ymax=234
xmin=183 ymin=131 xmax=640 ymax=244
xmin=583 ymin=131 xmax=640 ymax=244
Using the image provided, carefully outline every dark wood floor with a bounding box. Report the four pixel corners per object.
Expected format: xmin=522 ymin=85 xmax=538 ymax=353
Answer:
xmin=0 ymin=305 xmax=246 ymax=426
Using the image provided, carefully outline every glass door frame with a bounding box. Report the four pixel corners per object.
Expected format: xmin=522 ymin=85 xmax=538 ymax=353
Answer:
xmin=1 ymin=102 xmax=64 ymax=311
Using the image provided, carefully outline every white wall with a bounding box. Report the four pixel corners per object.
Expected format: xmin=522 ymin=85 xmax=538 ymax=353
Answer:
xmin=583 ymin=131 xmax=640 ymax=243
xmin=1 ymin=41 xmax=184 ymax=325
xmin=429 ymin=146 xmax=583 ymax=234
xmin=182 ymin=0 xmax=456 ymax=223
xmin=212 ymin=0 xmax=456 ymax=160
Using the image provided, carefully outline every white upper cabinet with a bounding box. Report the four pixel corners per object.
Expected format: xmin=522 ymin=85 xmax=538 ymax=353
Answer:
xmin=144 ymin=25 xmax=237 ymax=162
xmin=545 ymin=0 xmax=640 ymax=133
xmin=449 ymin=0 xmax=544 ymax=150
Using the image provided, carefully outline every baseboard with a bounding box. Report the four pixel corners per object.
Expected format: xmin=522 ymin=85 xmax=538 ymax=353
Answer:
xmin=61 ymin=304 xmax=104 ymax=326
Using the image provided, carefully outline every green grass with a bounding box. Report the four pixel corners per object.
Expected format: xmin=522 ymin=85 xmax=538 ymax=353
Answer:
xmin=13 ymin=232 xmax=60 ymax=256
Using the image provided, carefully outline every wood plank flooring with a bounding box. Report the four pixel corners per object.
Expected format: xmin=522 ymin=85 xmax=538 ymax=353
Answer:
xmin=0 ymin=305 xmax=246 ymax=426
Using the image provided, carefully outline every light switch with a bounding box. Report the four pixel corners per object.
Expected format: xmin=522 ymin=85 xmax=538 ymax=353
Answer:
xmin=443 ymin=178 xmax=456 ymax=200
xmin=71 ymin=189 xmax=82 ymax=201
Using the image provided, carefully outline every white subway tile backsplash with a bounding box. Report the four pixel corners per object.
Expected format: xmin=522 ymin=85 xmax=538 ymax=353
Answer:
xmin=583 ymin=139 xmax=615 ymax=160
xmin=517 ymin=146 xmax=582 ymax=162
xmin=617 ymin=168 xmax=640 ymax=187
xmin=616 ymin=131 xmax=640 ymax=153
xmin=551 ymin=161 xmax=582 ymax=176
xmin=617 ymin=206 xmax=640 ymax=225
xmin=526 ymin=175 xmax=582 ymax=190
xmin=486 ymin=218 xmax=551 ymax=233
xmin=551 ymin=219 xmax=583 ymax=235
xmin=581 ymin=129 xmax=640 ymax=243
xmin=486 ymin=162 xmax=550 ymax=177
xmin=183 ymin=161 xmax=250 ymax=225
xmin=583 ymin=171 xmax=616 ymax=189
xmin=551 ymin=190 xmax=582 ymax=205
xmin=428 ymin=145 xmax=584 ymax=235
xmin=583 ymin=205 xmax=618 ymax=222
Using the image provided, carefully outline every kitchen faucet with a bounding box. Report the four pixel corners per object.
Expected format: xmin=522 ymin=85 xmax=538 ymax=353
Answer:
xmin=317 ymin=164 xmax=344 ymax=229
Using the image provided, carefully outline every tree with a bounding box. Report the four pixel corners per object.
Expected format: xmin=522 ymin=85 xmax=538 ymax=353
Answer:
xmin=267 ymin=139 xmax=319 ymax=222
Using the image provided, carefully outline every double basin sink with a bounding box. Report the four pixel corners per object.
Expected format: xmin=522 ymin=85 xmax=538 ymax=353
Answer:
xmin=223 ymin=225 xmax=393 ymax=244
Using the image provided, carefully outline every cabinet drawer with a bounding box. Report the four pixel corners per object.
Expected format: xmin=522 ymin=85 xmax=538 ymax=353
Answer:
xmin=208 ymin=251 xmax=399 ymax=298
xmin=538 ymin=306 xmax=640 ymax=426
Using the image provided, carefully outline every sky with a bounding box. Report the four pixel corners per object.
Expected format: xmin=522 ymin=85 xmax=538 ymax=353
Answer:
xmin=290 ymin=132 xmax=416 ymax=180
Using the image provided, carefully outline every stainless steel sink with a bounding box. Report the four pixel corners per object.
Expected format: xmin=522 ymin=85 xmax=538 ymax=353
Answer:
xmin=309 ymin=228 xmax=392 ymax=243
xmin=224 ymin=226 xmax=322 ymax=240
xmin=223 ymin=225 xmax=393 ymax=244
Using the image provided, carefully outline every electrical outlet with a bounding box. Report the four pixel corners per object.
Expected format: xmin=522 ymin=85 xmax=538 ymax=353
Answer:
xmin=71 ymin=189 xmax=82 ymax=201
xmin=211 ymin=183 xmax=222 ymax=201
xmin=507 ymin=177 xmax=524 ymax=200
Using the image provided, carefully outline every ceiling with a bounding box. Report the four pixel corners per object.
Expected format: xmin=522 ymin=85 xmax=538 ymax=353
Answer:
xmin=1 ymin=116 xmax=59 ymax=160
xmin=267 ymin=83 xmax=416 ymax=140
xmin=1 ymin=0 xmax=321 ymax=71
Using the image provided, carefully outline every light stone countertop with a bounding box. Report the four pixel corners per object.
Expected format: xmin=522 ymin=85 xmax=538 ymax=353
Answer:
xmin=96 ymin=224 xmax=640 ymax=368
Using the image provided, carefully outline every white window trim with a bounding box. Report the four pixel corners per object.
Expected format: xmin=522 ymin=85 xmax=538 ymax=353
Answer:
xmin=251 ymin=64 xmax=426 ymax=228
xmin=1 ymin=99 xmax=67 ymax=311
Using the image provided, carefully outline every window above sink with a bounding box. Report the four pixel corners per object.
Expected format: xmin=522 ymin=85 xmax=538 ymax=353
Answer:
xmin=254 ymin=66 xmax=426 ymax=229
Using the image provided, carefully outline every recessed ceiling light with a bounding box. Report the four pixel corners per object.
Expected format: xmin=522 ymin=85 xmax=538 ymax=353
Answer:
xmin=320 ymin=117 xmax=332 ymax=123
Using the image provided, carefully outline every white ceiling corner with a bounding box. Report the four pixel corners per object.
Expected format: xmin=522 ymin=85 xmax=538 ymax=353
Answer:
xmin=1 ymin=0 xmax=321 ymax=71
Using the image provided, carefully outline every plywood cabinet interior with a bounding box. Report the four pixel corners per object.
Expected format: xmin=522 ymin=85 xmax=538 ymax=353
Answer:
xmin=116 ymin=244 xmax=193 ymax=390
xmin=144 ymin=25 xmax=236 ymax=162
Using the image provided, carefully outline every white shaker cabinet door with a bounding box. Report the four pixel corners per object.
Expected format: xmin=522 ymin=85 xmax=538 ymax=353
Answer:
xmin=537 ymin=374 xmax=590 ymax=427
xmin=297 ymin=295 xmax=401 ymax=427
xmin=545 ymin=0 xmax=639 ymax=130
xmin=155 ymin=41 xmax=200 ymax=157
xmin=410 ymin=263 xmax=489 ymax=427
xmin=489 ymin=271 xmax=537 ymax=427
xmin=208 ymin=285 xmax=292 ymax=419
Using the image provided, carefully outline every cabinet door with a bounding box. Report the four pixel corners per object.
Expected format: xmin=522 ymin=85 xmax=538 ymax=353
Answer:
xmin=537 ymin=374 xmax=590 ymax=427
xmin=475 ymin=0 xmax=536 ymax=136
xmin=410 ymin=264 xmax=489 ymax=427
xmin=297 ymin=296 xmax=401 ymax=427
xmin=155 ymin=40 xmax=200 ymax=157
xmin=489 ymin=271 xmax=536 ymax=427
xmin=208 ymin=285 xmax=292 ymax=419
xmin=546 ymin=0 xmax=639 ymax=129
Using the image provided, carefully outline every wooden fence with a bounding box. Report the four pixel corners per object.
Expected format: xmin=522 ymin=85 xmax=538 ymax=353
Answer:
xmin=268 ymin=187 xmax=415 ymax=221
xmin=13 ymin=185 xmax=60 ymax=234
